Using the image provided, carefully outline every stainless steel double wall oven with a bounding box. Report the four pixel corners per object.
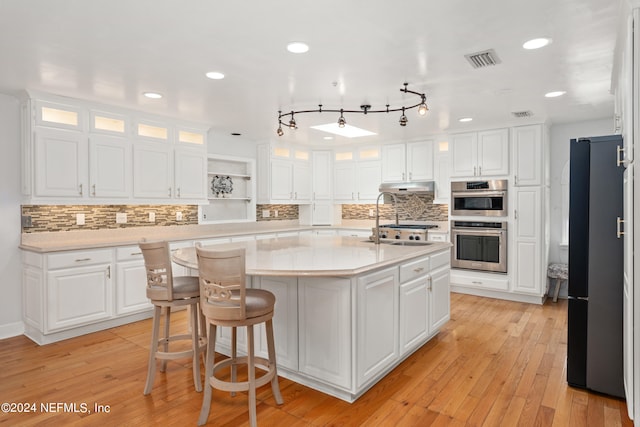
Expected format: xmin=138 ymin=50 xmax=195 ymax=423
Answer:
xmin=450 ymin=180 xmax=508 ymax=273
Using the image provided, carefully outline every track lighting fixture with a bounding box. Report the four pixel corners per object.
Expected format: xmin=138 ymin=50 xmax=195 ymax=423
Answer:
xmin=276 ymin=82 xmax=428 ymax=136
xmin=338 ymin=109 xmax=346 ymax=128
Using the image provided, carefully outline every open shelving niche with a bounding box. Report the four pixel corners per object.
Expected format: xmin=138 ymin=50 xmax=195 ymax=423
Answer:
xmin=199 ymin=154 xmax=256 ymax=223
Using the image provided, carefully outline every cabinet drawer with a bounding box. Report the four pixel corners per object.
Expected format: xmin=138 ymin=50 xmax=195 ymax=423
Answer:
xmin=400 ymin=256 xmax=429 ymax=283
xmin=47 ymin=249 xmax=113 ymax=269
xmin=450 ymin=271 xmax=509 ymax=291
xmin=427 ymin=232 xmax=448 ymax=242
xmin=430 ymin=250 xmax=450 ymax=271
xmin=116 ymin=245 xmax=144 ymax=261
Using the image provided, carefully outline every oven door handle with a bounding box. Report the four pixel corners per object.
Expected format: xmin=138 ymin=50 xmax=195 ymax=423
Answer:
xmin=451 ymin=228 xmax=506 ymax=236
xmin=451 ymin=191 xmax=506 ymax=198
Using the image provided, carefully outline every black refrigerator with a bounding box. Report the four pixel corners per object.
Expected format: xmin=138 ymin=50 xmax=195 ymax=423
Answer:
xmin=567 ymin=134 xmax=624 ymax=398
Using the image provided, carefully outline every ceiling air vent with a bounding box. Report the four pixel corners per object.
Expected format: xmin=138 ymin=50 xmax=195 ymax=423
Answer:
xmin=465 ymin=49 xmax=501 ymax=69
xmin=511 ymin=110 xmax=534 ymax=118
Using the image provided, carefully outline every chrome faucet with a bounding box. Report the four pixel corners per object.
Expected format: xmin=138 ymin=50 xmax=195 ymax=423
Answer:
xmin=374 ymin=191 xmax=399 ymax=244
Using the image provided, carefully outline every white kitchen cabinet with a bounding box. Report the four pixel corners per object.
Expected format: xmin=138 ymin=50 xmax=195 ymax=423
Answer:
xmin=132 ymin=141 xmax=173 ymax=199
xmin=89 ymin=134 xmax=131 ymax=198
xmin=333 ymin=161 xmax=357 ymax=201
xmin=333 ymin=160 xmax=382 ymax=203
xmin=254 ymin=276 xmax=298 ymax=370
xmin=511 ymin=186 xmax=543 ymax=295
xmin=356 ymin=266 xmax=399 ymax=389
xmin=429 ymin=252 xmax=451 ymax=332
xmin=399 ymin=267 xmax=429 ymax=356
xmin=382 ymin=140 xmax=434 ymax=182
xmin=310 ymin=151 xmax=334 ymax=225
xmin=433 ymin=151 xmax=450 ymax=204
xmin=174 ymin=147 xmax=207 ymax=199
xmin=46 ymin=249 xmax=114 ymax=332
xmin=257 ymin=143 xmax=311 ymax=204
xmin=450 ymin=129 xmax=509 ymax=178
xmin=34 ymin=127 xmax=87 ymax=198
xmin=298 ymin=276 xmax=351 ymax=389
xmin=115 ymin=246 xmax=151 ymax=315
xmin=512 ymin=124 xmax=544 ymax=187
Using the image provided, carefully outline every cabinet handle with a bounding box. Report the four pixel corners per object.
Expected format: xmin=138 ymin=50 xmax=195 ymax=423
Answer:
xmin=177 ymin=187 xmax=181 ymax=198
xmin=409 ymin=172 xmax=413 ymax=180
xmin=514 ymin=209 xmax=518 ymax=220
xmin=130 ymin=251 xmax=142 ymax=256
xmin=473 ymin=166 xmax=477 ymax=176
xmin=78 ymin=184 xmax=83 ymax=196
xmin=617 ymin=217 xmax=625 ymax=239
xmin=428 ymin=276 xmax=432 ymax=290
xmin=74 ymin=258 xmax=91 ymax=262
xmin=357 ymin=192 xmax=360 ymax=200
xmin=514 ymin=175 xmax=518 ymax=186
xmin=92 ymin=184 xmax=96 ymax=196
xmin=402 ymin=172 xmax=406 ymax=181
xmin=295 ymin=191 xmax=298 ymax=199
xmin=478 ymin=166 xmax=482 ymax=176
xmin=472 ymin=281 xmax=483 ymax=285
xmin=168 ymin=188 xmax=172 ymax=197
xmin=413 ymin=267 xmax=424 ymax=273
xmin=106 ymin=265 xmax=111 ymax=279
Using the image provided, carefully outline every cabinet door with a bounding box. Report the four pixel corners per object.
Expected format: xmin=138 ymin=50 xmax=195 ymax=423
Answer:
xmin=299 ymin=277 xmax=351 ymax=389
xmin=174 ymin=148 xmax=207 ymax=199
xmin=270 ymin=159 xmax=293 ymax=201
xmin=293 ymin=161 xmax=311 ymax=202
xmin=381 ymin=143 xmax=407 ymax=182
xmin=450 ymin=133 xmax=477 ymax=177
xmin=47 ymin=264 xmax=112 ymax=331
xmin=512 ymin=187 xmax=542 ymax=294
xmin=116 ymin=260 xmax=151 ymax=315
xmin=334 ymin=162 xmax=357 ymax=202
xmin=512 ymin=125 xmax=543 ymax=186
xmin=478 ymin=128 xmax=509 ymax=176
xmin=312 ymin=201 xmax=333 ymax=225
xmin=399 ymin=276 xmax=428 ymax=356
xmin=356 ymin=160 xmax=382 ymax=201
xmin=356 ymin=267 xmax=398 ymax=388
xmin=312 ymin=151 xmax=333 ymax=200
xmin=407 ymin=140 xmax=434 ymax=181
xmin=133 ymin=142 xmax=173 ymax=199
xmin=433 ymin=152 xmax=450 ymax=204
xmin=429 ymin=267 xmax=450 ymax=333
xmin=34 ymin=128 xmax=87 ymax=197
xmin=254 ymin=276 xmax=298 ymax=370
xmin=89 ymin=134 xmax=131 ymax=198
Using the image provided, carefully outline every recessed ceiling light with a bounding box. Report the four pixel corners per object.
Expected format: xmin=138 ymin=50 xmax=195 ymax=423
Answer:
xmin=459 ymin=117 xmax=473 ymax=122
xmin=310 ymin=123 xmax=376 ymax=138
xmin=206 ymin=71 xmax=225 ymax=80
xmin=143 ymin=92 xmax=163 ymax=99
xmin=323 ymin=136 xmax=334 ymax=140
xmin=545 ymin=91 xmax=566 ymax=98
xmin=523 ymin=38 xmax=552 ymax=50
xmin=287 ymin=42 xmax=309 ymax=54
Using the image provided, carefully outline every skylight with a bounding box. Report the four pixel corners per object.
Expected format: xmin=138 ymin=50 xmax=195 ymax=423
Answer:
xmin=310 ymin=123 xmax=377 ymax=138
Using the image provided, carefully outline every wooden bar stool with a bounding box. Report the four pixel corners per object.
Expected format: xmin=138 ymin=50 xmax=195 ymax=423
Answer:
xmin=195 ymin=244 xmax=283 ymax=427
xmin=547 ymin=263 xmax=568 ymax=303
xmin=139 ymin=240 xmax=206 ymax=395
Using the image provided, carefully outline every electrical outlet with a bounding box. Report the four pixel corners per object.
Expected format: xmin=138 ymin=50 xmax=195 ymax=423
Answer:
xmin=116 ymin=212 xmax=127 ymax=224
xmin=21 ymin=215 xmax=32 ymax=228
xmin=262 ymin=210 xmax=270 ymax=218
xmin=148 ymin=212 xmax=156 ymax=222
xmin=274 ymin=210 xmax=278 ymax=217
xmin=176 ymin=211 xmax=183 ymax=221
xmin=76 ymin=213 xmax=85 ymax=225
xmin=369 ymin=209 xmax=374 ymax=217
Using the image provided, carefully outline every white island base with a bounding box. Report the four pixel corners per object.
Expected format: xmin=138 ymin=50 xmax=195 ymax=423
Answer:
xmin=174 ymin=236 xmax=451 ymax=402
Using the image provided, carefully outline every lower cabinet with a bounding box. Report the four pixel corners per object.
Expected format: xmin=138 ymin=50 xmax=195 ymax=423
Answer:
xmin=115 ymin=246 xmax=152 ymax=315
xmin=429 ymin=265 xmax=451 ymax=332
xmin=400 ymin=275 xmax=429 ymax=356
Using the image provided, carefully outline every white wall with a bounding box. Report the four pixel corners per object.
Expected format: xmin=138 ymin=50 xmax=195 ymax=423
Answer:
xmin=0 ymin=93 xmax=24 ymax=338
xmin=548 ymin=118 xmax=615 ymax=266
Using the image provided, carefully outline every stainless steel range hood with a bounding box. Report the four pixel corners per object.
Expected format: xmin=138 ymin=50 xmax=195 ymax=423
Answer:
xmin=379 ymin=181 xmax=434 ymax=193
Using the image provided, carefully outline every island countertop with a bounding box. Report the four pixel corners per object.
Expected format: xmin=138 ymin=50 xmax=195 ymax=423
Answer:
xmin=172 ymin=235 xmax=451 ymax=277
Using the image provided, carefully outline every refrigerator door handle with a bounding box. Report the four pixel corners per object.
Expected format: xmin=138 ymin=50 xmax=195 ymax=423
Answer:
xmin=568 ymin=296 xmax=589 ymax=301
xmin=616 ymin=217 xmax=625 ymax=239
xmin=616 ymin=145 xmax=628 ymax=167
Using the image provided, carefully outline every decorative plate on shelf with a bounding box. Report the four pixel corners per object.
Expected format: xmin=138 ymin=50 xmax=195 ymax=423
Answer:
xmin=212 ymin=175 xmax=233 ymax=197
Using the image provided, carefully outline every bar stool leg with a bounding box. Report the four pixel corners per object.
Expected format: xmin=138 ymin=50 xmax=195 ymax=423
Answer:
xmin=231 ymin=327 xmax=237 ymax=397
xmin=144 ymin=305 xmax=162 ymax=395
xmin=266 ymin=319 xmax=283 ymax=404
xmin=161 ymin=307 xmax=171 ymax=372
xmin=198 ymin=322 xmax=216 ymax=426
xmin=190 ymin=302 xmax=202 ymax=392
xmin=247 ymin=325 xmax=257 ymax=427
xmin=553 ymin=278 xmax=562 ymax=302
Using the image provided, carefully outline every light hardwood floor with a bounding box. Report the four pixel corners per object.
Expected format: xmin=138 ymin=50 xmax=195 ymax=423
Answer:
xmin=0 ymin=293 xmax=632 ymax=426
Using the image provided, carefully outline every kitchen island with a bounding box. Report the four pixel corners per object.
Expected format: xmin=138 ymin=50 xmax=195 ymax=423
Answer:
xmin=174 ymin=235 xmax=451 ymax=402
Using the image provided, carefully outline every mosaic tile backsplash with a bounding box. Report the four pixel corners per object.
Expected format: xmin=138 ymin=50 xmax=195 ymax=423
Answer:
xmin=342 ymin=194 xmax=448 ymax=221
xmin=256 ymin=204 xmax=299 ymax=221
xmin=21 ymin=205 xmax=199 ymax=233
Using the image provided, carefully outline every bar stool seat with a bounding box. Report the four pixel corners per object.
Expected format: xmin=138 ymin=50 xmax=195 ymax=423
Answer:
xmin=547 ymin=263 xmax=568 ymax=303
xmin=140 ymin=240 xmax=206 ymax=396
xmin=196 ymin=245 xmax=283 ymax=427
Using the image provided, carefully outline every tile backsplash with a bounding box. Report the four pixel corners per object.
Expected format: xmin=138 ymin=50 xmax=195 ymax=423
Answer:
xmin=256 ymin=204 xmax=299 ymax=221
xmin=342 ymin=194 xmax=448 ymax=221
xmin=21 ymin=205 xmax=198 ymax=233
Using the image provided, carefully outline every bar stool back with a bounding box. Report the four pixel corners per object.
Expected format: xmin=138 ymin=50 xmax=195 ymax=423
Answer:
xmin=139 ymin=239 xmax=205 ymax=395
xmin=196 ymin=244 xmax=283 ymax=427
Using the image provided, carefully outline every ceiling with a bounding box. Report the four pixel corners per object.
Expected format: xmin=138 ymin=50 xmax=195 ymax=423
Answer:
xmin=0 ymin=0 xmax=622 ymax=146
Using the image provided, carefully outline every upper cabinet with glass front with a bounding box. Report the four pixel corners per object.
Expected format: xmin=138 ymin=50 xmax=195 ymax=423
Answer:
xmin=20 ymin=91 xmax=209 ymax=204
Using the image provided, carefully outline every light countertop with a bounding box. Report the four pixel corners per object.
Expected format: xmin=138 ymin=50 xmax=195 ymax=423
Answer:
xmin=173 ymin=235 xmax=451 ymax=277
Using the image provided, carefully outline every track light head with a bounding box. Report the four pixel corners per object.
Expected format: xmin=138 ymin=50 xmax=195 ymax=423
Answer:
xmin=418 ymin=99 xmax=429 ymax=116
xmin=277 ymin=124 xmax=284 ymax=136
xmin=338 ymin=109 xmax=346 ymax=128
xmin=288 ymin=111 xmax=297 ymax=129
xmin=399 ymin=108 xmax=408 ymax=126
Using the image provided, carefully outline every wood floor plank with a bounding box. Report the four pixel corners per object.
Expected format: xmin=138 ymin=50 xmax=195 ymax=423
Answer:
xmin=0 ymin=293 xmax=632 ymax=426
